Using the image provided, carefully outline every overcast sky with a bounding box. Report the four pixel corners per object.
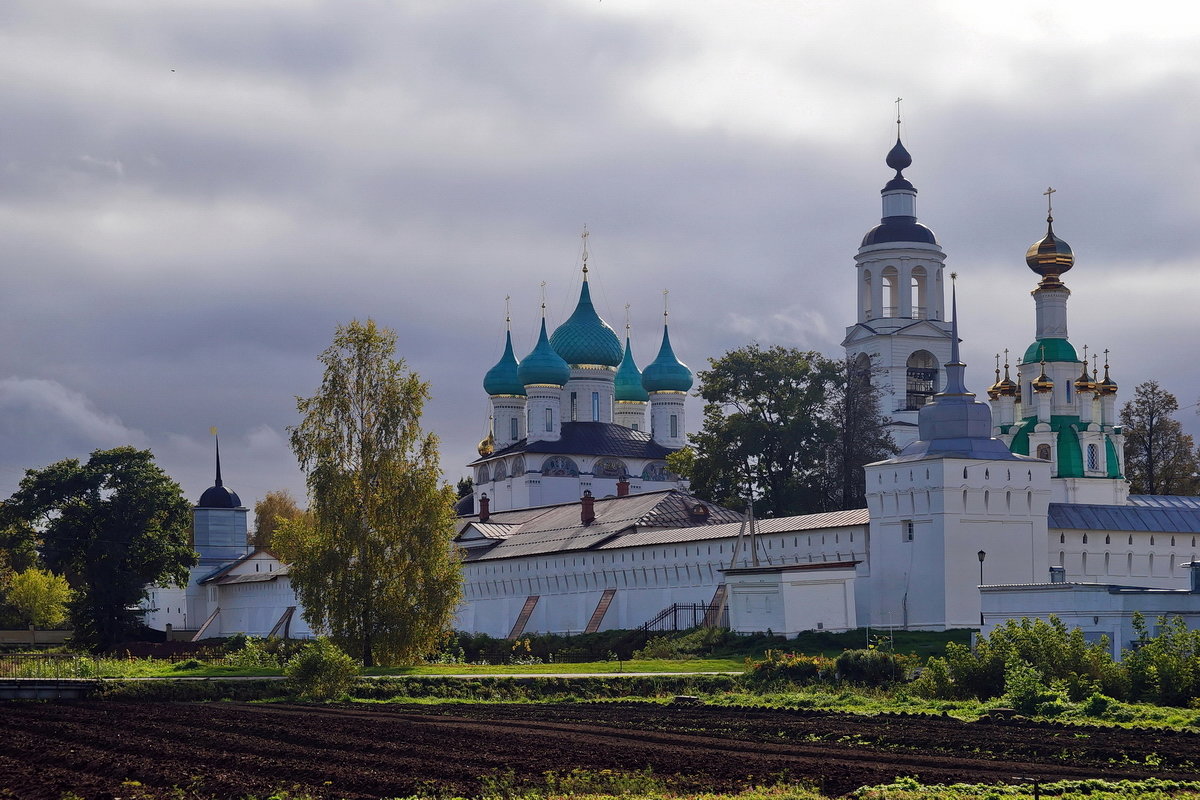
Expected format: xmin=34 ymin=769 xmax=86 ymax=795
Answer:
xmin=2 ymin=1 xmax=1198 ymax=513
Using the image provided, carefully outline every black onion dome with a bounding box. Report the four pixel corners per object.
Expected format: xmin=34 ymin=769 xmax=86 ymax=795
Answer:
xmin=861 ymin=219 xmax=938 ymax=246
xmin=886 ymin=138 xmax=912 ymax=172
xmin=198 ymin=484 xmax=241 ymax=508
xmin=1025 ymin=218 xmax=1074 ymax=278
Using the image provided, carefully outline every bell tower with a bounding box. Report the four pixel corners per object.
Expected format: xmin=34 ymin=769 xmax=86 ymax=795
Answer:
xmin=843 ymin=110 xmax=953 ymax=451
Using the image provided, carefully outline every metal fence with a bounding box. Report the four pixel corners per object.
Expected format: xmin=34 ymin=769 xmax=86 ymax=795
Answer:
xmin=640 ymin=603 xmax=729 ymax=633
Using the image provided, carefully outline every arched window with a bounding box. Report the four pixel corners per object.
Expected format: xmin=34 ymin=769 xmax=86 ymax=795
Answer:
xmin=1087 ymin=444 xmax=1099 ymax=471
xmin=862 ymin=270 xmax=873 ymax=319
xmin=910 ymin=265 xmax=927 ymax=318
xmin=1060 ymin=533 xmax=1065 ymax=544
xmin=882 ymin=266 xmax=899 ymax=317
xmin=1082 ymin=533 xmax=1088 ymax=544
xmin=512 ymin=456 xmax=525 ymax=474
xmin=1036 ymin=444 xmax=1052 ymax=461
xmin=492 ymin=461 xmax=507 ymax=481
xmin=906 ymin=350 xmax=939 ymax=410
xmin=476 ymin=464 xmax=490 ymax=483
xmin=541 ymin=456 xmax=579 ymax=477
xmin=593 ymin=458 xmax=627 ymax=479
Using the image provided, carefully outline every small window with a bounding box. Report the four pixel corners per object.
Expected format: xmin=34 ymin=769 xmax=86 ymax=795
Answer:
xmin=1087 ymin=444 xmax=1099 ymax=471
xmin=903 ymin=520 xmax=915 ymax=542
xmin=510 ymin=417 xmax=518 ymax=441
xmin=1036 ymin=443 xmax=1052 ymax=460
xmin=544 ymin=407 xmax=553 ymax=432
xmin=592 ymin=391 xmax=600 ymax=421
xmin=1082 ymin=533 xmax=1088 ymax=544
xmin=1060 ymin=533 xmax=1065 ymax=543
xmin=670 ymin=414 xmax=679 ymax=438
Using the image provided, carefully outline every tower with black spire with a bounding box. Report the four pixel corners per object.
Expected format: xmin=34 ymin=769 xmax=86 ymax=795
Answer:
xmin=843 ymin=113 xmax=953 ymax=450
xmin=193 ymin=431 xmax=250 ymax=567
xmin=861 ymin=282 xmax=1052 ymax=629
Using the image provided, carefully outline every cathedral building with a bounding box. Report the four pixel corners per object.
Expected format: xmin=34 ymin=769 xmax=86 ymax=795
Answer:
xmin=469 ymin=242 xmax=693 ymax=514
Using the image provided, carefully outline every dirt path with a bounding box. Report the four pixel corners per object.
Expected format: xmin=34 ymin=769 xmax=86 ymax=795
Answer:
xmin=1 ymin=701 xmax=1196 ymax=799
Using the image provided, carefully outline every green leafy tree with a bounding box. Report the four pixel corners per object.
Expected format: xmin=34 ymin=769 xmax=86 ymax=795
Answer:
xmin=7 ymin=567 xmax=71 ymax=629
xmin=0 ymin=447 xmax=195 ymax=651
xmin=1121 ymin=380 xmax=1200 ymax=495
xmin=276 ymin=319 xmax=463 ymax=667
xmin=252 ymin=489 xmax=307 ymax=550
xmin=455 ymin=476 xmax=474 ymax=499
xmin=683 ymin=346 xmax=892 ymax=516
xmin=284 ymin=637 xmax=361 ymax=700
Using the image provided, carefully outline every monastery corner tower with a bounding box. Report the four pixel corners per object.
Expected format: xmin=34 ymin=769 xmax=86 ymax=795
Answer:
xmin=843 ymin=132 xmax=953 ymax=450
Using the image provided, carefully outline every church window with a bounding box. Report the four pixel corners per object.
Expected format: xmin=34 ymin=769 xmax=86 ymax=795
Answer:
xmin=910 ymin=265 xmax=928 ymax=318
xmin=1087 ymin=444 xmax=1099 ymax=470
xmin=963 ymin=467 xmax=969 ymax=479
xmin=513 ymin=456 xmax=525 ymax=474
xmin=903 ymin=520 xmax=914 ymax=542
xmin=1066 ymin=381 xmax=1071 ymax=402
xmin=882 ymin=266 xmax=899 ymax=317
xmin=1171 ymin=536 xmax=1176 ymax=547
xmin=1082 ymin=533 xmax=1088 ymax=544
xmin=493 ymin=461 xmax=507 ymax=481
xmin=1151 ymin=536 xmax=1155 ymax=546
xmin=593 ymin=458 xmax=626 ymax=479
xmin=477 ymin=465 xmax=490 ymax=483
xmin=1060 ymin=533 xmax=1065 ymax=543
xmin=1105 ymin=535 xmax=1110 ymax=545
xmin=592 ymin=392 xmax=600 ymax=421
xmin=541 ymin=456 xmax=579 ymax=477
xmin=670 ymin=414 xmax=679 ymax=438
xmin=510 ymin=417 xmax=518 ymax=441
xmin=906 ymin=350 xmax=939 ymax=410
xmin=570 ymin=391 xmax=578 ymax=421
xmin=545 ymin=408 xmax=553 ymax=432
xmin=1036 ymin=444 xmax=1052 ymax=461
xmin=1104 ymin=552 xmax=1110 ymax=571
xmin=1128 ymin=535 xmax=1133 ymax=545
xmin=632 ymin=422 xmax=639 ymax=431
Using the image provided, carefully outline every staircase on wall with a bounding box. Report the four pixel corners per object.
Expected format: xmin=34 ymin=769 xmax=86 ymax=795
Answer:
xmin=507 ymin=595 xmax=540 ymax=639
xmin=584 ymin=589 xmax=617 ymax=634
xmin=702 ymin=584 xmax=728 ymax=627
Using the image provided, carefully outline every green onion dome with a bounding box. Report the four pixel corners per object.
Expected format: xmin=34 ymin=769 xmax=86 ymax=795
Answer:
xmin=483 ymin=330 xmax=525 ymax=396
xmin=614 ymin=337 xmax=649 ymax=402
xmin=549 ymin=281 xmax=623 ymax=367
xmin=518 ymin=318 xmax=570 ymax=387
xmin=642 ymin=324 xmax=693 ymax=393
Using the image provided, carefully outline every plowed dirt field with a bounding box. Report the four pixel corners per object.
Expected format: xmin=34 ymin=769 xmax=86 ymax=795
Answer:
xmin=2 ymin=701 xmax=1198 ymax=799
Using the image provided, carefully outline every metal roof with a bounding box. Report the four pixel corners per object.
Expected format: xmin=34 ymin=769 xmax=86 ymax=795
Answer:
xmin=463 ymin=522 xmax=518 ymax=540
xmin=1130 ymin=495 xmax=1200 ymax=510
xmin=1048 ymin=502 xmax=1200 ymax=534
xmin=212 ymin=568 xmax=289 ymax=585
xmin=472 ymin=421 xmax=674 ymax=465
xmin=458 ymin=490 xmax=742 ymax=562
xmin=595 ymin=508 xmax=868 ymax=549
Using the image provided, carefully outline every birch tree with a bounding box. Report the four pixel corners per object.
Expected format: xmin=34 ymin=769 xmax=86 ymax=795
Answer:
xmin=276 ymin=320 xmax=461 ymax=666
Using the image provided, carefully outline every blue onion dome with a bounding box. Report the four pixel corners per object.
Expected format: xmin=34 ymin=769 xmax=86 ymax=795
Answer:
xmin=549 ymin=280 xmax=623 ymax=367
xmin=861 ymin=137 xmax=938 ymax=247
xmin=883 ymin=138 xmax=914 ymax=190
xmin=518 ymin=318 xmax=570 ymax=386
xmin=614 ymin=337 xmax=649 ymax=402
xmin=642 ymin=324 xmax=693 ymax=393
xmin=1026 ymin=214 xmax=1074 ymax=280
xmin=483 ymin=330 xmax=525 ymax=396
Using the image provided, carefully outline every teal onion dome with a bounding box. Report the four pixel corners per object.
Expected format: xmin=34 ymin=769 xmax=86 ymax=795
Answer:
xmin=614 ymin=337 xmax=649 ymax=402
xmin=518 ymin=318 xmax=570 ymax=386
xmin=483 ymin=330 xmax=525 ymax=396
xmin=642 ymin=325 xmax=693 ymax=393
xmin=549 ymin=281 xmax=623 ymax=367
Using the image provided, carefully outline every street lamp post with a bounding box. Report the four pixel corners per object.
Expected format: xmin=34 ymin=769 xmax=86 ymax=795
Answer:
xmin=977 ymin=550 xmax=987 ymax=627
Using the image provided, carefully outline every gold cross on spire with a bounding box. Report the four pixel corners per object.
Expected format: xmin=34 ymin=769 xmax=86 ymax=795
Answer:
xmin=662 ymin=289 xmax=669 ymax=321
xmin=624 ymin=303 xmax=631 ymax=334
xmin=1044 ymin=186 xmax=1056 ymax=220
xmin=539 ymin=281 xmax=547 ymax=313
xmin=504 ymin=294 xmax=511 ymax=326
xmin=895 ymin=96 xmax=902 ymax=131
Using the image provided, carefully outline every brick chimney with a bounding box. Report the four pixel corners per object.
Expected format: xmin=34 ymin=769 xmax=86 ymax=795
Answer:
xmin=616 ymin=476 xmax=630 ymax=497
xmin=581 ymin=490 xmax=595 ymax=525
xmin=478 ymin=493 xmax=490 ymax=523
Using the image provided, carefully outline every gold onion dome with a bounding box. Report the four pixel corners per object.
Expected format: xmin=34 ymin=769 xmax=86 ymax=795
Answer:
xmin=1074 ymin=361 xmax=1097 ymax=393
xmin=1032 ymin=362 xmax=1054 ymax=393
xmin=477 ymin=431 xmax=495 ymax=457
xmin=1026 ymin=213 xmax=1074 ymax=282
xmin=987 ymin=356 xmax=1003 ymax=400
xmin=997 ymin=360 xmax=1018 ymax=397
xmin=1098 ymin=361 xmax=1119 ymax=395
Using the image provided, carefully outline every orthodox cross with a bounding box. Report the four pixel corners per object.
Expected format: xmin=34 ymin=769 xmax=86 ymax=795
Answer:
xmin=1044 ymin=186 xmax=1056 ymax=217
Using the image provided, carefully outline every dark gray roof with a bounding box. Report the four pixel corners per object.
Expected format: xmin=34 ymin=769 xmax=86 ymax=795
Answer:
xmin=455 ymin=490 xmax=742 ymax=562
xmin=1048 ymin=502 xmax=1200 ymax=534
xmin=472 ymin=421 xmax=674 ymax=465
xmin=1130 ymin=495 xmax=1200 ymax=510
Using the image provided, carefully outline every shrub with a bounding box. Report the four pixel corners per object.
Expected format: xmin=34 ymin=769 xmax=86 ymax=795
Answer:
xmin=743 ymin=651 xmax=835 ymax=688
xmin=909 ymin=656 xmax=954 ymax=699
xmin=227 ymin=637 xmax=282 ymax=669
xmin=284 ymin=638 xmax=360 ymax=700
xmin=835 ymin=648 xmax=913 ymax=686
xmin=1003 ymin=657 xmax=1051 ymax=715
